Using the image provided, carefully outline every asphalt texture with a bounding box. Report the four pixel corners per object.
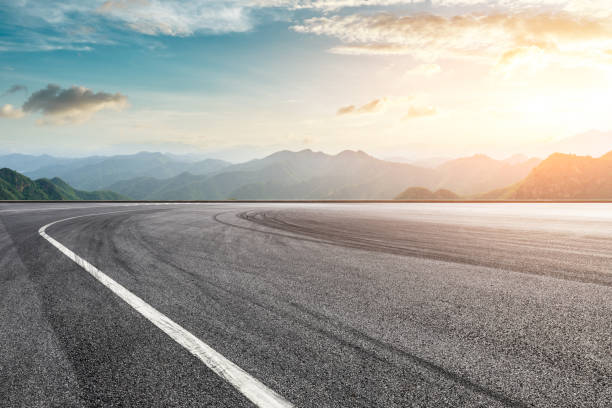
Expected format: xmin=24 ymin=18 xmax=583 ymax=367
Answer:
xmin=0 ymin=202 xmax=610 ymax=407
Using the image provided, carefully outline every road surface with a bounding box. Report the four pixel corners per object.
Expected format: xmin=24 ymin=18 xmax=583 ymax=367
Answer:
xmin=0 ymin=202 xmax=610 ymax=407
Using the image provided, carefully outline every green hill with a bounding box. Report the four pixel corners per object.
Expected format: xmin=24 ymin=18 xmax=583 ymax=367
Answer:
xmin=0 ymin=168 xmax=128 ymax=200
xmin=395 ymin=187 xmax=459 ymax=200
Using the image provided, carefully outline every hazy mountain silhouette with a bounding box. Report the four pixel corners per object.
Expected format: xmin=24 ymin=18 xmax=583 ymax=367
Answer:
xmin=24 ymin=152 xmax=230 ymax=191
xmin=433 ymin=154 xmax=541 ymax=195
xmin=107 ymin=149 xmax=539 ymax=200
xmin=1 ymin=149 xmax=543 ymax=200
xmin=407 ymin=157 xmax=453 ymax=168
xmin=0 ymin=168 xmax=126 ymax=200
xmin=0 ymin=154 xmax=103 ymax=173
xmin=108 ymin=150 xmax=427 ymax=200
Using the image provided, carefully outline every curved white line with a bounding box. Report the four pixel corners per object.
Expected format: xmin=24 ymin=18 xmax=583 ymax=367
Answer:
xmin=39 ymin=210 xmax=294 ymax=408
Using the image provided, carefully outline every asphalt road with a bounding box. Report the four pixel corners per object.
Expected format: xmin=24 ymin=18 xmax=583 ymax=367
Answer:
xmin=0 ymin=202 xmax=610 ymax=407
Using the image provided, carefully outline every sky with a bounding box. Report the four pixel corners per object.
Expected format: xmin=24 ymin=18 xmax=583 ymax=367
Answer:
xmin=1 ymin=0 xmax=612 ymax=161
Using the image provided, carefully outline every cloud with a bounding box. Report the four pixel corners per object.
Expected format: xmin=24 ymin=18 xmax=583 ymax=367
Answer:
xmin=0 ymin=0 xmax=254 ymax=51
xmin=22 ymin=84 xmax=128 ymax=125
xmin=337 ymin=105 xmax=356 ymax=115
xmin=330 ymin=44 xmax=415 ymax=55
xmin=257 ymin=1 xmax=612 ymax=16
xmin=358 ymin=98 xmax=386 ymax=113
xmin=337 ymin=98 xmax=387 ymax=115
xmin=5 ymin=1 xmax=611 ymax=52
xmin=293 ymin=11 xmax=612 ymax=70
xmin=0 ymin=104 xmax=25 ymax=119
xmin=403 ymin=105 xmax=437 ymax=119
xmin=96 ymin=0 xmax=252 ymax=36
xmin=2 ymin=85 xmax=28 ymax=96
xmin=253 ymin=0 xmax=414 ymax=11
xmin=98 ymin=0 xmax=150 ymax=12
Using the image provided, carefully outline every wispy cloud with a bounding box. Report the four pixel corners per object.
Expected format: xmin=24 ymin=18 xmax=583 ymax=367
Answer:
xmin=97 ymin=0 xmax=253 ymax=36
xmin=403 ymin=105 xmax=437 ymax=120
xmin=2 ymin=85 xmax=28 ymax=96
xmin=0 ymin=0 xmax=254 ymax=51
xmin=258 ymin=1 xmax=612 ymax=15
xmin=294 ymin=11 xmax=612 ymax=72
xmin=21 ymin=84 xmax=128 ymax=125
xmin=337 ymin=105 xmax=357 ymax=115
xmin=337 ymin=98 xmax=387 ymax=115
xmin=330 ymin=44 xmax=415 ymax=56
xmin=4 ymin=0 xmax=610 ymax=52
xmin=98 ymin=0 xmax=149 ymax=12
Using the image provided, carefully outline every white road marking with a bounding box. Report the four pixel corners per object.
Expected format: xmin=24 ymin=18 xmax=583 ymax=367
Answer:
xmin=39 ymin=211 xmax=294 ymax=408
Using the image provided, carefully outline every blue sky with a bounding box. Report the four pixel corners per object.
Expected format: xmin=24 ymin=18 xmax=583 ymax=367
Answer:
xmin=1 ymin=1 xmax=612 ymax=160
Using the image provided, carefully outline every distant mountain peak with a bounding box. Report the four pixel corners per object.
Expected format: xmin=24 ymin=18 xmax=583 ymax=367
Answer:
xmin=136 ymin=151 xmax=164 ymax=156
xmin=264 ymin=149 xmax=314 ymax=160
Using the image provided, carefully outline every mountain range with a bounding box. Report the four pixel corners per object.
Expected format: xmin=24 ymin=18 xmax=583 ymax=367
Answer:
xmin=0 ymin=168 xmax=126 ymax=200
xmin=0 ymin=150 xmax=541 ymax=200
xmin=105 ymin=150 xmax=540 ymax=200
xmin=4 ymin=148 xmax=612 ymax=200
